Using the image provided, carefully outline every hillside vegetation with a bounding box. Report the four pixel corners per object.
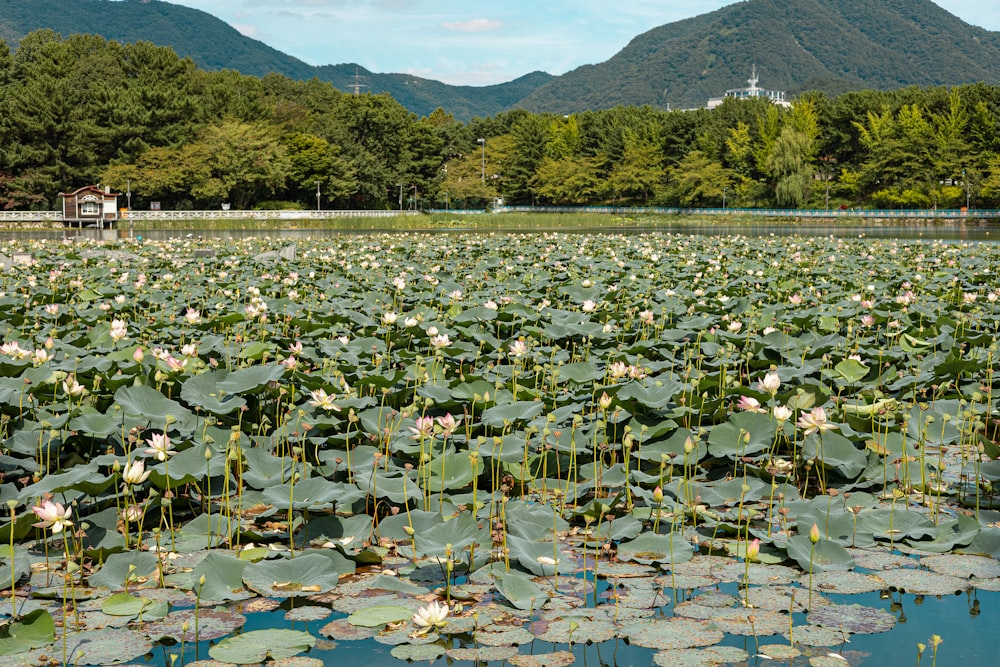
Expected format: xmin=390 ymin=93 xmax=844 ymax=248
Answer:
xmin=2 ymin=0 xmax=1000 ymax=119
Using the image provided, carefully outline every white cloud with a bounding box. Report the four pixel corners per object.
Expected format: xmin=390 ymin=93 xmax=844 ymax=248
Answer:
xmin=440 ymin=18 xmax=503 ymax=33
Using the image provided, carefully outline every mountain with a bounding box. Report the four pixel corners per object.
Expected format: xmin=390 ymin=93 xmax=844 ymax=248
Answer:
xmin=518 ymin=0 xmax=1000 ymax=112
xmin=0 ymin=0 xmax=552 ymax=119
xmin=3 ymin=0 xmax=1000 ymax=118
xmin=313 ymin=65 xmax=554 ymax=121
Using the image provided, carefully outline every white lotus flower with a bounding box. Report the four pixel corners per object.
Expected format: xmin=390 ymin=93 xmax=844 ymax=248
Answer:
xmin=412 ymin=600 xmax=449 ymax=633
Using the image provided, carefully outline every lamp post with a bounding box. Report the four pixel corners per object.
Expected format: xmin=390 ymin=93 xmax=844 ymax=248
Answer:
xmin=397 ymin=184 xmax=403 ymax=211
xmin=316 ymin=181 xmax=321 ymax=212
xmin=412 ymin=185 xmax=418 ymax=211
xmin=963 ymin=170 xmax=970 ymax=210
xmin=477 ymin=138 xmax=486 ymax=182
xmin=722 ymin=186 xmax=727 ymax=210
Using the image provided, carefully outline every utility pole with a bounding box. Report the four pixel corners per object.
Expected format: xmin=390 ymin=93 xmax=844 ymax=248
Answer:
xmin=316 ymin=181 xmax=321 ymax=212
xmin=477 ymin=138 xmax=486 ymax=182
xmin=127 ymin=179 xmax=133 ymax=240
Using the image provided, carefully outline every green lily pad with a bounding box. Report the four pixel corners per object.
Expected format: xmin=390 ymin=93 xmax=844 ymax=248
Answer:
xmin=243 ymin=552 xmax=343 ymax=597
xmin=0 ymin=610 xmax=54 ymax=656
xmin=786 ymin=535 xmax=855 ymax=572
xmin=346 ymin=605 xmax=413 ymax=627
xmin=618 ymin=532 xmax=693 ymax=565
xmin=88 ymin=552 xmax=160 ymax=590
xmin=209 ymin=628 xmax=316 ymax=663
xmin=391 ymin=644 xmax=446 ymax=661
xmin=493 ymin=569 xmax=549 ymax=610
xmin=534 ymin=618 xmax=617 ymax=644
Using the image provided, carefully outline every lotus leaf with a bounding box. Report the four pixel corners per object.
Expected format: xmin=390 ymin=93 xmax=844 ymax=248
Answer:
xmin=623 ymin=617 xmax=724 ymax=650
xmin=808 ymin=602 xmax=896 ymax=634
xmin=346 ymin=605 xmax=414 ymax=627
xmin=89 ymin=552 xmax=160 ymax=590
xmin=114 ymin=384 xmax=194 ymax=430
xmin=492 ymin=568 xmax=549 ymax=610
xmin=785 ymin=535 xmax=854 ymax=572
xmin=243 ymin=552 xmax=344 ymax=597
xmin=618 ymin=532 xmax=693 ymax=565
xmin=707 ymin=411 xmax=777 ymax=458
xmin=0 ymin=610 xmax=54 ymax=656
xmin=179 ymin=550 xmax=248 ymax=600
xmin=391 ymin=643 xmax=446 ymax=661
xmin=58 ymin=627 xmax=153 ymax=665
xmin=209 ymin=628 xmax=315 ymax=663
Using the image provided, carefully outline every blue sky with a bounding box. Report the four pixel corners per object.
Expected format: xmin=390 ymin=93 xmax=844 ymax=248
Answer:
xmin=167 ymin=0 xmax=1000 ymax=86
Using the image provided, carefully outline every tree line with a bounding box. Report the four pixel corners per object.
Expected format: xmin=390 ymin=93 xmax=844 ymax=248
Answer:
xmin=3 ymin=30 xmax=1000 ymax=212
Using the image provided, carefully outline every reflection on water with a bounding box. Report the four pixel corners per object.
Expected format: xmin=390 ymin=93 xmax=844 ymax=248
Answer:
xmin=3 ymin=223 xmax=999 ymax=242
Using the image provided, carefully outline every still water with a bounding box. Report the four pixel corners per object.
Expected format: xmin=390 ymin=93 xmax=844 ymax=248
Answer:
xmin=5 ymin=222 xmax=1000 ymax=242
xmin=134 ymin=578 xmax=995 ymax=667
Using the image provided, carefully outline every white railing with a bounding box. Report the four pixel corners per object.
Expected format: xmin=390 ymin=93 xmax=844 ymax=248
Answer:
xmin=0 ymin=210 xmax=419 ymax=222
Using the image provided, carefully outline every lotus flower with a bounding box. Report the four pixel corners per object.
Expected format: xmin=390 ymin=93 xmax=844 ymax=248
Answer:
xmin=508 ymin=339 xmax=528 ymax=358
xmin=32 ymin=500 xmax=73 ymax=534
xmin=143 ymin=433 xmax=176 ymax=461
xmin=122 ymin=459 xmax=151 ymax=486
xmin=796 ymin=407 xmax=837 ymax=436
xmin=758 ymin=371 xmax=780 ymax=394
xmin=412 ymin=600 xmax=449 ymax=633
xmin=308 ymin=388 xmax=339 ymax=411
xmin=736 ymin=396 xmax=766 ymax=413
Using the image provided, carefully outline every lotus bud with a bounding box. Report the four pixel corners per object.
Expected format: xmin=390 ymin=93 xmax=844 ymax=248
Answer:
xmin=204 ymin=447 xmax=213 ymax=460
xmin=403 ymin=526 xmax=415 ymax=536
xmin=133 ymin=347 xmax=144 ymax=363
xmin=746 ymin=538 xmax=760 ymax=561
xmin=809 ymin=523 xmax=821 ymax=544
xmin=652 ymin=486 xmax=664 ymax=504
xmin=684 ymin=437 xmax=695 ymax=454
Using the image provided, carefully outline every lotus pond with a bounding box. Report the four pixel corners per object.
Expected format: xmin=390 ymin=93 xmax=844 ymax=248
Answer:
xmin=0 ymin=231 xmax=999 ymax=667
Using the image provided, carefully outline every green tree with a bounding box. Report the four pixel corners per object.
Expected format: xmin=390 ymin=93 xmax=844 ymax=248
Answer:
xmin=533 ymin=156 xmax=605 ymax=205
xmin=765 ymin=127 xmax=813 ymax=207
xmin=665 ymin=150 xmax=732 ymax=207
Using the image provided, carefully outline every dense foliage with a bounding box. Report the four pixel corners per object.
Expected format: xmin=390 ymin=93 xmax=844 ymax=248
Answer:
xmin=0 ymin=232 xmax=998 ymax=664
xmin=3 ymin=31 xmax=1000 ymax=211
xmin=4 ymin=0 xmax=1000 ymax=119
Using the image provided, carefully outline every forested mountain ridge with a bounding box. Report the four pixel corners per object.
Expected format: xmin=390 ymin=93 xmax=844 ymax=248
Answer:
xmin=3 ymin=0 xmax=1000 ymax=119
xmin=0 ymin=0 xmax=553 ymax=120
xmin=518 ymin=0 xmax=1000 ymax=112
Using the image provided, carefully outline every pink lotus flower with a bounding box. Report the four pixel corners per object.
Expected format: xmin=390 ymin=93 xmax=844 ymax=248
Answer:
xmin=736 ymin=396 xmax=766 ymax=413
xmin=435 ymin=413 xmax=459 ymax=438
xmin=409 ymin=416 xmax=435 ymax=439
xmin=32 ymin=500 xmax=73 ymax=534
xmin=143 ymin=433 xmax=176 ymax=461
xmin=796 ymin=407 xmax=837 ymax=436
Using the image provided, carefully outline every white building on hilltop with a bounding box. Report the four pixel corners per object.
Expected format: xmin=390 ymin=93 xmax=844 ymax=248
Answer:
xmin=707 ymin=64 xmax=791 ymax=109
